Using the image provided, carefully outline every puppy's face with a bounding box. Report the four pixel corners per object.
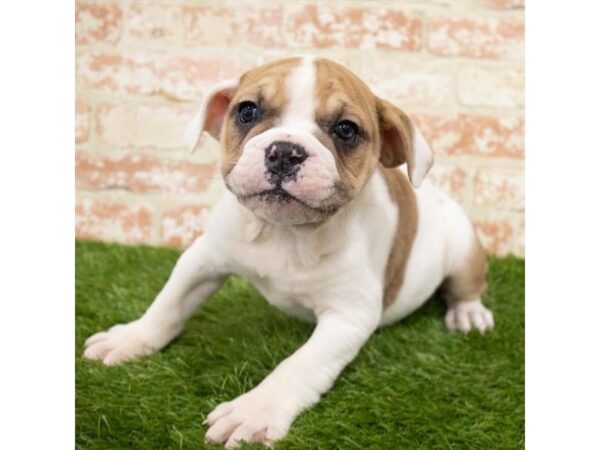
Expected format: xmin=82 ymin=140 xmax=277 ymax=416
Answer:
xmin=186 ymin=57 xmax=433 ymax=225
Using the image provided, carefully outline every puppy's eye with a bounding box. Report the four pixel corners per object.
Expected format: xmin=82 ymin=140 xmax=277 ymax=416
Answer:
xmin=332 ymin=120 xmax=359 ymax=142
xmin=238 ymin=101 xmax=259 ymax=124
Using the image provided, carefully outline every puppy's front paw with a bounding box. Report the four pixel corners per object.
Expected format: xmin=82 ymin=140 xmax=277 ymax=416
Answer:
xmin=204 ymin=387 xmax=297 ymax=449
xmin=83 ymin=320 xmax=162 ymax=365
xmin=445 ymin=299 xmax=494 ymax=334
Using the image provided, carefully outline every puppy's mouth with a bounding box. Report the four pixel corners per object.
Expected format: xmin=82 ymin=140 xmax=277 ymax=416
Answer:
xmin=241 ymin=186 xmax=318 ymax=210
xmin=225 ymin=177 xmax=348 ymax=225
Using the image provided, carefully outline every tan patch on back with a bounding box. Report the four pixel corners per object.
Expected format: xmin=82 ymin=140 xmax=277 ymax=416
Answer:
xmin=442 ymin=233 xmax=488 ymax=304
xmin=380 ymin=166 xmax=419 ymax=309
xmin=313 ymin=58 xmax=381 ymax=197
xmin=220 ymin=57 xmax=301 ymax=176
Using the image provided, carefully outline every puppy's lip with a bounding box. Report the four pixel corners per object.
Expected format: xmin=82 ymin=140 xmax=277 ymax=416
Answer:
xmin=239 ymin=186 xmax=335 ymax=213
xmin=242 ymin=186 xmax=304 ymax=204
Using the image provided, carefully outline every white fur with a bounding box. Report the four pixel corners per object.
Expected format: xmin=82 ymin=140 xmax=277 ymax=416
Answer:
xmin=279 ymin=57 xmax=317 ymax=132
xmin=445 ymin=298 xmax=494 ymax=334
xmin=85 ymin=58 xmax=491 ymax=448
xmin=407 ymin=126 xmax=434 ymax=188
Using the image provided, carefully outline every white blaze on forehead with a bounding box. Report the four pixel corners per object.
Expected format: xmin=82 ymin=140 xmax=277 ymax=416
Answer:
xmin=279 ymin=57 xmax=317 ymax=132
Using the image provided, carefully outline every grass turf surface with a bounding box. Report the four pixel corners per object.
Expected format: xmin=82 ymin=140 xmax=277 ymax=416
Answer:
xmin=76 ymin=240 xmax=524 ymax=449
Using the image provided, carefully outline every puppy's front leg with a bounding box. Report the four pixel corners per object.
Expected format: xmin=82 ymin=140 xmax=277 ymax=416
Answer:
xmin=83 ymin=235 xmax=226 ymax=365
xmin=205 ymin=300 xmax=381 ymax=448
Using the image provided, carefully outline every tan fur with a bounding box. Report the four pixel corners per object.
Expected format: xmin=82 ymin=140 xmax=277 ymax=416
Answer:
xmin=377 ymin=99 xmax=415 ymax=170
xmin=313 ymin=58 xmax=382 ymax=198
xmin=441 ymin=233 xmax=488 ymax=304
xmin=379 ymin=166 xmax=419 ymax=309
xmin=220 ymin=57 xmax=301 ymax=175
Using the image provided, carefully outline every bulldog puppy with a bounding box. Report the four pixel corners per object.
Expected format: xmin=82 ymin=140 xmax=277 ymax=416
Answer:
xmin=84 ymin=57 xmax=493 ymax=448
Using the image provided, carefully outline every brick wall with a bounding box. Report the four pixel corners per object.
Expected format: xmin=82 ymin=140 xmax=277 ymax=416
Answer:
xmin=75 ymin=0 xmax=525 ymax=256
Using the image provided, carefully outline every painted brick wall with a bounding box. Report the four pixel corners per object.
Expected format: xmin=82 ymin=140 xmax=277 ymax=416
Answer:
xmin=75 ymin=0 xmax=525 ymax=256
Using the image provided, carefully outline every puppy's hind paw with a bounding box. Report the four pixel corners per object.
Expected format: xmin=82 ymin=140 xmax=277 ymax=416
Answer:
xmin=445 ymin=299 xmax=494 ymax=334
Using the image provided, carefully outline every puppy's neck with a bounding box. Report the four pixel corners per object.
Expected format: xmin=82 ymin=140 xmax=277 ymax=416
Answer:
xmin=238 ymin=176 xmax=375 ymax=267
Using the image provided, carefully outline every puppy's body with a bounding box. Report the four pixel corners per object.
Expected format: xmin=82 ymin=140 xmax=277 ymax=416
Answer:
xmin=204 ymin=166 xmax=479 ymax=327
xmin=84 ymin=57 xmax=492 ymax=448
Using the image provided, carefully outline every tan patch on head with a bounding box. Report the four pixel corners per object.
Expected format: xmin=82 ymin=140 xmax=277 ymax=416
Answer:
xmin=313 ymin=58 xmax=381 ymax=197
xmin=380 ymin=166 xmax=419 ymax=309
xmin=220 ymin=57 xmax=301 ymax=175
xmin=442 ymin=233 xmax=488 ymax=304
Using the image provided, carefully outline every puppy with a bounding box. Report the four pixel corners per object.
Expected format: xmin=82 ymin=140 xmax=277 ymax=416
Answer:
xmin=84 ymin=57 xmax=493 ymax=448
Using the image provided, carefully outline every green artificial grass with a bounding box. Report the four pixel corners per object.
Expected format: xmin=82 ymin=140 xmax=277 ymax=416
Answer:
xmin=76 ymin=240 xmax=524 ymax=449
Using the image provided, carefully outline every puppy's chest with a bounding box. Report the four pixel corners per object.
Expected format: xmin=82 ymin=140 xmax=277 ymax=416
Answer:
xmin=252 ymin=274 xmax=319 ymax=322
xmin=229 ymin=237 xmax=343 ymax=321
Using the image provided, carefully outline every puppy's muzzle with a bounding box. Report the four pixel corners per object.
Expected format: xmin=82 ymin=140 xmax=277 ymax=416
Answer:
xmin=264 ymin=141 xmax=308 ymax=181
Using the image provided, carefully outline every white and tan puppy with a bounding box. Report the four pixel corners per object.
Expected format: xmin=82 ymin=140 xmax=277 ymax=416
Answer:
xmin=84 ymin=57 xmax=493 ymax=448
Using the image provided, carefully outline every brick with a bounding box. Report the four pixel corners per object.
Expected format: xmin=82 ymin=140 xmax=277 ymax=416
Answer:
xmin=473 ymin=218 xmax=514 ymax=256
xmin=514 ymin=214 xmax=524 ymax=257
xmin=411 ymin=113 xmax=524 ymax=159
xmin=161 ymin=205 xmax=210 ymax=247
xmin=427 ymin=15 xmax=524 ymax=59
xmin=286 ymin=4 xmax=422 ymax=50
xmin=95 ymin=103 xmax=193 ymax=150
xmin=363 ymin=59 xmax=454 ymax=108
xmin=75 ymin=99 xmax=90 ymax=143
xmin=77 ymin=51 xmax=250 ymax=101
xmin=161 ymin=55 xmax=251 ymax=96
xmin=76 ymin=197 xmax=154 ymax=244
xmin=74 ymin=1 xmax=525 ymax=256
xmin=484 ymin=0 xmax=525 ymax=9
xmin=458 ymin=66 xmax=524 ymax=108
xmin=183 ymin=4 xmax=285 ymax=47
xmin=427 ymin=163 xmax=468 ymax=201
xmin=76 ymin=2 xmax=123 ymax=45
xmin=76 ymin=153 xmax=217 ymax=195
xmin=77 ymin=52 xmax=160 ymax=98
xmin=122 ymin=3 xmax=183 ymax=46
xmin=474 ymin=167 xmax=524 ymax=210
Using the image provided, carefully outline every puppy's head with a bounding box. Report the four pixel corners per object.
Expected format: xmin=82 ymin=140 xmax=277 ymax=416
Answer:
xmin=186 ymin=57 xmax=433 ymax=225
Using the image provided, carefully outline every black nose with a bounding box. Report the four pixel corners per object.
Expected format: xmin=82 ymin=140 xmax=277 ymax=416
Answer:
xmin=264 ymin=141 xmax=308 ymax=179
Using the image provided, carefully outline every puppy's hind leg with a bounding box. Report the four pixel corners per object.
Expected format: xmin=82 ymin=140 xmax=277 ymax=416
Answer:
xmin=442 ymin=233 xmax=494 ymax=334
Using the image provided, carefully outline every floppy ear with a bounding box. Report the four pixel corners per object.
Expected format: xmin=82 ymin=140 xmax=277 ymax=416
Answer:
xmin=377 ymin=98 xmax=434 ymax=188
xmin=184 ymin=79 xmax=239 ymax=153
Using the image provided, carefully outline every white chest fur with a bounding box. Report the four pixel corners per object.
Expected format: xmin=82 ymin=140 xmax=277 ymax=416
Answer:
xmin=207 ymin=172 xmax=398 ymax=323
xmin=204 ymin=169 xmax=470 ymax=327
